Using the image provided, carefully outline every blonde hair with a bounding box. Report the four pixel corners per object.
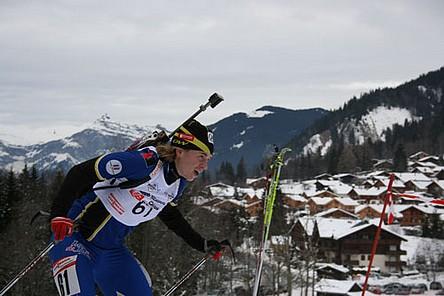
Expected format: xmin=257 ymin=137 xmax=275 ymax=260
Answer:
xmin=155 ymin=143 xmax=177 ymax=162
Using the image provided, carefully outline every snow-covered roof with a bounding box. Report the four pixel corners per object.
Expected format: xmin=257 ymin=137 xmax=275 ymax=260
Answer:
xmin=409 ymin=151 xmax=429 ymax=160
xmin=335 ymin=221 xmax=407 ymax=241
xmin=430 ymin=180 xmax=444 ymax=190
xmin=399 ymin=204 xmax=443 ymax=214
xmin=372 ymin=177 xmax=406 ymax=188
xmin=405 ymin=180 xmax=432 ymax=190
xmin=315 ymin=279 xmax=361 ymax=294
xmin=315 ymin=208 xmax=359 ymax=219
xmin=316 ymin=263 xmax=350 ymax=274
xmin=298 ymin=217 xmax=362 ymax=239
xmin=349 ymin=187 xmax=386 ymax=196
xmin=393 ymin=172 xmax=431 ymax=183
xmin=284 ymin=194 xmax=307 ymax=202
xmin=310 ymin=197 xmax=359 ymax=206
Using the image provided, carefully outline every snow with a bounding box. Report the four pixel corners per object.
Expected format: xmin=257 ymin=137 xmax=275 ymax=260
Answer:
xmin=61 ymin=138 xmax=81 ymax=148
xmin=401 ymin=235 xmax=444 ymax=265
xmin=230 ymin=141 xmax=244 ymax=150
xmin=302 ymin=134 xmax=332 ymax=156
xmin=359 ymin=106 xmax=421 ymax=141
xmin=315 ymin=278 xmax=360 ymax=294
xmin=246 ymin=109 xmax=273 ymax=118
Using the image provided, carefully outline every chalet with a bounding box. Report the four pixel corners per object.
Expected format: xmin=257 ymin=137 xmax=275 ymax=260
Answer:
xmin=435 ymin=169 xmax=444 ymax=180
xmin=315 ymin=173 xmax=333 ymax=180
xmin=411 ymin=166 xmax=436 ymax=176
xmin=409 ymin=151 xmax=429 ymax=162
xmin=282 ymin=194 xmax=306 ymax=209
xmin=246 ymin=177 xmax=268 ymax=189
xmin=292 ymin=217 xmax=407 ymax=273
xmin=372 ymin=177 xmax=406 ymax=193
xmin=316 ymin=263 xmax=350 ymax=280
xmin=393 ymin=172 xmax=431 ymax=184
xmin=373 ymin=159 xmax=393 ymax=170
xmin=418 ymin=155 xmax=441 ymax=165
xmin=245 ymin=200 xmax=263 ymax=217
xmin=308 ymin=197 xmax=359 ymax=215
xmin=312 ymin=190 xmax=339 ymax=198
xmin=398 ymin=205 xmax=437 ymax=226
xmin=348 ymin=187 xmax=386 ymax=203
xmin=315 ymin=180 xmax=353 ymax=196
xmin=404 ymin=180 xmax=432 ymax=192
xmin=427 ymin=180 xmax=444 ymax=197
xmin=332 ymin=173 xmax=357 ymax=184
xmin=355 ymin=205 xmax=383 ymax=220
xmin=315 ymin=208 xmax=359 ymax=220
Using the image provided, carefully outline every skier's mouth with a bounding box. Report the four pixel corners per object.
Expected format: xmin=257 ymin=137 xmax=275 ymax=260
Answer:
xmin=193 ymin=170 xmax=200 ymax=177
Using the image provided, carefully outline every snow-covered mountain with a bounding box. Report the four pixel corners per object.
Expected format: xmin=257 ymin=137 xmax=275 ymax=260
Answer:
xmin=0 ymin=107 xmax=328 ymax=173
xmin=208 ymin=106 xmax=328 ymax=171
xmin=293 ymin=67 xmax=444 ymax=156
xmin=302 ymin=106 xmax=422 ymax=156
xmin=0 ymin=116 xmax=163 ymax=172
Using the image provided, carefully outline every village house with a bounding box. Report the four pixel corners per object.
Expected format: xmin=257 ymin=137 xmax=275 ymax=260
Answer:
xmin=373 ymin=159 xmax=393 ymax=170
xmin=348 ymin=187 xmax=386 ymax=203
xmin=291 ymin=217 xmax=407 ymax=273
xmin=315 ymin=208 xmax=359 ymax=220
xmin=404 ymin=180 xmax=432 ymax=192
xmin=398 ymin=205 xmax=438 ymax=226
xmin=282 ymin=194 xmax=306 ymax=209
xmin=315 ymin=263 xmax=350 ymax=281
xmin=409 ymin=151 xmax=430 ymax=162
xmin=307 ymin=197 xmax=359 ymax=215
xmin=355 ymin=205 xmax=384 ymax=220
xmin=427 ymin=180 xmax=444 ymax=197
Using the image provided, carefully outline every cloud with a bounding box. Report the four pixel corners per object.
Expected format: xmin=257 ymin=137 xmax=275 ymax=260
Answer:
xmin=1 ymin=1 xmax=444 ymax=144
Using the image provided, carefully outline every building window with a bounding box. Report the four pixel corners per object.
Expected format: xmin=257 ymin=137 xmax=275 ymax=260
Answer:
xmin=361 ymin=255 xmax=365 ymax=261
xmin=389 ymin=245 xmax=397 ymax=251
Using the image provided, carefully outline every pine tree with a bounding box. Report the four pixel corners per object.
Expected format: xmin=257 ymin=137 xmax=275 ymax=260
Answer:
xmin=393 ymin=143 xmax=407 ymax=171
xmin=236 ymin=157 xmax=247 ymax=185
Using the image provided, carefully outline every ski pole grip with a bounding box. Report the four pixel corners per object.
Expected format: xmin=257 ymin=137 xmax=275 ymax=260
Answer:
xmin=209 ymin=93 xmax=223 ymax=108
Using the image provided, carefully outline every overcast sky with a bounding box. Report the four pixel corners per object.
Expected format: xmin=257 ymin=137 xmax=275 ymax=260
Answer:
xmin=1 ymin=0 xmax=443 ymax=145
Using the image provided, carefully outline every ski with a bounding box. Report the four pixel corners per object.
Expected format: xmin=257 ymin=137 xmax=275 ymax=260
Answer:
xmin=252 ymin=147 xmax=291 ymax=296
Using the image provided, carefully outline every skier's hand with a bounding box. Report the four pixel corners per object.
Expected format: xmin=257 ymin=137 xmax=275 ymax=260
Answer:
xmin=51 ymin=217 xmax=74 ymax=241
xmin=205 ymin=239 xmax=231 ymax=261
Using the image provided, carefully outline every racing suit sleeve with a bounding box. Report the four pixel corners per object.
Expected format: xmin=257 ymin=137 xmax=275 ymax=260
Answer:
xmin=158 ymin=203 xmax=206 ymax=252
xmin=50 ymin=157 xmax=101 ymax=219
xmin=50 ymin=148 xmax=158 ymax=219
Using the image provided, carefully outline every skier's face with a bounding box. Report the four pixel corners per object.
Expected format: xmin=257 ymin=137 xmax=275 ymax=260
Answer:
xmin=175 ymin=148 xmax=211 ymax=181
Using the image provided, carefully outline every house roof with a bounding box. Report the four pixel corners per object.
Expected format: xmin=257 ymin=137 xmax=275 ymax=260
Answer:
xmin=310 ymin=197 xmax=359 ymax=206
xmin=393 ymin=172 xmax=431 ymax=183
xmin=335 ymin=222 xmax=407 ymax=241
xmin=315 ymin=208 xmax=359 ymax=219
xmin=315 ymin=279 xmax=362 ymax=294
xmin=349 ymin=187 xmax=386 ymax=196
xmin=316 ymin=263 xmax=350 ymax=274
xmin=405 ymin=180 xmax=432 ymax=190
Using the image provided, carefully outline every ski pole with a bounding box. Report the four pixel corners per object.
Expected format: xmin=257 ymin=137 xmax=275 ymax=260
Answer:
xmin=162 ymin=240 xmax=234 ymax=296
xmin=0 ymin=242 xmax=55 ymax=296
xmin=252 ymin=147 xmax=291 ymax=296
xmin=162 ymin=254 xmax=212 ymax=296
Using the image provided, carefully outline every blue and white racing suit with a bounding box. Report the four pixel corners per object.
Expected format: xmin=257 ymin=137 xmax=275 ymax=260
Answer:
xmin=49 ymin=146 xmax=206 ymax=296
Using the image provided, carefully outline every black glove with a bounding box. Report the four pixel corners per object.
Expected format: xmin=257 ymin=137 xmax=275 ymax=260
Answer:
xmin=204 ymin=239 xmax=223 ymax=255
xmin=204 ymin=239 xmax=232 ymax=261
